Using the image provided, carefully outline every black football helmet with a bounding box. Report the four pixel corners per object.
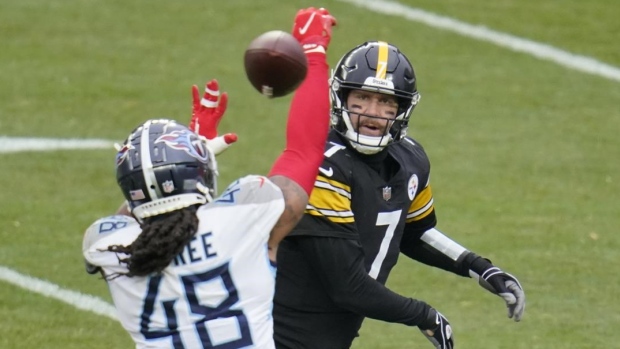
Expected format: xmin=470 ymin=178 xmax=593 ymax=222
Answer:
xmin=115 ymin=119 xmax=217 ymax=220
xmin=330 ymin=41 xmax=420 ymax=154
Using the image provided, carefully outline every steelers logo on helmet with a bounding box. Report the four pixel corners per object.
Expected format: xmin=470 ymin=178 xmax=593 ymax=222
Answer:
xmin=330 ymin=41 xmax=420 ymax=155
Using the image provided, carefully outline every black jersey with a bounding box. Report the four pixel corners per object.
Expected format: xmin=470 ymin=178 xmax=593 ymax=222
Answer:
xmin=274 ymin=131 xmax=437 ymax=348
xmin=290 ymin=131 xmax=435 ymax=282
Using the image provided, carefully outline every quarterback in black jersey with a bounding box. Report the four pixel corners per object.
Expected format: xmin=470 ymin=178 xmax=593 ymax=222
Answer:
xmin=273 ymin=38 xmax=525 ymax=349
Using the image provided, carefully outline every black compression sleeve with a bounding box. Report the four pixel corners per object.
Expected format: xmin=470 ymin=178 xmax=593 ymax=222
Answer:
xmin=298 ymin=236 xmax=432 ymax=326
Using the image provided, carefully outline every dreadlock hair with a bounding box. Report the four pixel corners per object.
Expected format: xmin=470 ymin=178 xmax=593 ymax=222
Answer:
xmin=105 ymin=206 xmax=199 ymax=279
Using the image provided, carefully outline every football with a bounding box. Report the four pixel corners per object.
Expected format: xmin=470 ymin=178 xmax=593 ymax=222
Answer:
xmin=244 ymin=30 xmax=308 ymax=98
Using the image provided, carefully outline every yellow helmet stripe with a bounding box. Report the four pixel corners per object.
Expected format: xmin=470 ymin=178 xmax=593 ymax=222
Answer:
xmin=376 ymin=41 xmax=389 ymax=79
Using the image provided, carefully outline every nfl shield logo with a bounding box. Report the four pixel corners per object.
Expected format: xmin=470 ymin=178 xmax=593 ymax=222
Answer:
xmin=382 ymin=186 xmax=392 ymax=201
xmin=162 ymin=180 xmax=175 ymax=193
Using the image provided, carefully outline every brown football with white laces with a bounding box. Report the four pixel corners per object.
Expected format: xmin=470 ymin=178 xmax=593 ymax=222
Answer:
xmin=244 ymin=30 xmax=308 ymax=98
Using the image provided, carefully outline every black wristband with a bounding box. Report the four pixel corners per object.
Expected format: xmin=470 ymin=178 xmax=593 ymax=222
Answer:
xmin=458 ymin=252 xmax=493 ymax=276
xmin=418 ymin=307 xmax=438 ymax=330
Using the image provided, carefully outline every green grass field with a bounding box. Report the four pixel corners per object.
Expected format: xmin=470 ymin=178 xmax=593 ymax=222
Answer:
xmin=1 ymin=0 xmax=619 ymax=348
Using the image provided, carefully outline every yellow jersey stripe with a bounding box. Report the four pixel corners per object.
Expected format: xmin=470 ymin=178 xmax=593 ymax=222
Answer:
xmin=307 ymin=175 xmax=354 ymax=223
xmin=406 ymin=185 xmax=434 ymax=222
xmin=308 ymin=185 xmax=351 ymax=213
xmin=406 ymin=198 xmax=434 ymax=222
xmin=409 ymin=185 xmax=432 ymax=213
xmin=316 ymin=175 xmax=351 ymax=193
xmin=306 ymin=209 xmax=355 ymax=223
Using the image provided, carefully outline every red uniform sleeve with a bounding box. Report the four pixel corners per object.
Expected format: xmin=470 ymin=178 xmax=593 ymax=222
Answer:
xmin=268 ymin=52 xmax=330 ymax=194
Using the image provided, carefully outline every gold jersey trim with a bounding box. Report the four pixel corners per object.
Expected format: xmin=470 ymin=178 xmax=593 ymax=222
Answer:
xmin=306 ymin=175 xmax=354 ymax=223
xmin=406 ymin=185 xmax=434 ymax=222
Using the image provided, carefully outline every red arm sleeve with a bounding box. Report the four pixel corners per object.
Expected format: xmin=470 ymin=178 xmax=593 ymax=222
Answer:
xmin=268 ymin=52 xmax=330 ymax=194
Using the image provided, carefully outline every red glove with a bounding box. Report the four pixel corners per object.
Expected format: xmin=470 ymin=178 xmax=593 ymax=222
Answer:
xmin=189 ymin=79 xmax=238 ymax=155
xmin=292 ymin=7 xmax=337 ymax=54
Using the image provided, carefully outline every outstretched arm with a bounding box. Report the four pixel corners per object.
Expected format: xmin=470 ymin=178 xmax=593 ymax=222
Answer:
xmin=401 ymin=226 xmax=526 ymax=322
xmin=267 ymin=8 xmax=335 ymax=253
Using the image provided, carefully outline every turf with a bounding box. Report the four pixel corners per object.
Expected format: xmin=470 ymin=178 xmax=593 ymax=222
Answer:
xmin=1 ymin=0 xmax=619 ymax=348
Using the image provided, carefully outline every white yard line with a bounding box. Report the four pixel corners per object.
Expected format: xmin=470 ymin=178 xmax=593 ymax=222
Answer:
xmin=0 ymin=136 xmax=114 ymax=153
xmin=336 ymin=0 xmax=620 ymax=82
xmin=0 ymin=137 xmax=118 ymax=318
xmin=0 ymin=266 xmax=118 ymax=320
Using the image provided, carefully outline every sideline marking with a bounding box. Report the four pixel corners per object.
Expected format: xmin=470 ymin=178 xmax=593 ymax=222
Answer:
xmin=0 ymin=136 xmax=115 ymax=154
xmin=337 ymin=0 xmax=620 ymax=82
xmin=0 ymin=266 xmax=118 ymax=320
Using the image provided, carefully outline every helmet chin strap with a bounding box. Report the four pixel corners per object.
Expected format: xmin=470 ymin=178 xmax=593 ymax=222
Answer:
xmin=132 ymin=193 xmax=208 ymax=220
xmin=342 ymin=110 xmax=392 ymax=154
xmin=347 ymin=132 xmax=391 ymax=154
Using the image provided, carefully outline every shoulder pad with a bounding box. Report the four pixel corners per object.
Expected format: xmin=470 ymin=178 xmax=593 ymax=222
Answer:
xmin=213 ymin=175 xmax=282 ymax=205
xmin=401 ymin=136 xmax=426 ymax=150
xmin=82 ymin=215 xmax=138 ymax=252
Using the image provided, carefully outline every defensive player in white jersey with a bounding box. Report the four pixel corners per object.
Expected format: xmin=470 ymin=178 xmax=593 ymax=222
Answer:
xmin=81 ymin=14 xmax=334 ymax=347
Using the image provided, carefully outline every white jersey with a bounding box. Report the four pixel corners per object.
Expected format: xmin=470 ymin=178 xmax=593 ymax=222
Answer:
xmin=83 ymin=175 xmax=284 ymax=349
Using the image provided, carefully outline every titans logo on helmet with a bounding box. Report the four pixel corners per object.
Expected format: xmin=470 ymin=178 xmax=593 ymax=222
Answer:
xmin=116 ymin=142 xmax=134 ymax=166
xmin=155 ymin=130 xmax=209 ymax=162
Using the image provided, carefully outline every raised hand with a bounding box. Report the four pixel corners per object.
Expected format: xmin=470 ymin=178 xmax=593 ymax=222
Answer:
xmin=292 ymin=7 xmax=337 ymax=53
xmin=189 ymin=79 xmax=237 ymax=155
